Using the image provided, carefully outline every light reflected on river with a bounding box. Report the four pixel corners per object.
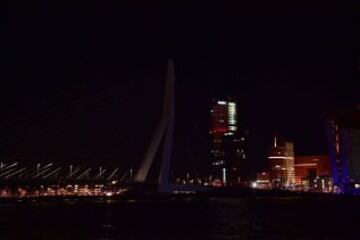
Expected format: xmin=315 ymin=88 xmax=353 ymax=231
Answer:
xmin=0 ymin=197 xmax=359 ymax=239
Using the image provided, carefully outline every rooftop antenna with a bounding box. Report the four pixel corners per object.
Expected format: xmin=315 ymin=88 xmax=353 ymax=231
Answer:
xmin=274 ymin=130 xmax=277 ymax=147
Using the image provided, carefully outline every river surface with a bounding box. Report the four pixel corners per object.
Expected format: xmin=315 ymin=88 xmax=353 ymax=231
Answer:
xmin=0 ymin=197 xmax=359 ymax=239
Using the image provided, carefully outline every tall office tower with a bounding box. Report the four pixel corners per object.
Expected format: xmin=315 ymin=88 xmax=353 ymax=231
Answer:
xmin=326 ymin=106 xmax=360 ymax=193
xmin=268 ymin=135 xmax=295 ymax=189
xmin=209 ymin=98 xmax=247 ymax=185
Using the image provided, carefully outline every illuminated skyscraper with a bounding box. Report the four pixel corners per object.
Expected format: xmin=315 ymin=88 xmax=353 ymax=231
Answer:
xmin=268 ymin=135 xmax=295 ymax=189
xmin=209 ymin=98 xmax=247 ymax=185
xmin=326 ymin=107 xmax=360 ymax=193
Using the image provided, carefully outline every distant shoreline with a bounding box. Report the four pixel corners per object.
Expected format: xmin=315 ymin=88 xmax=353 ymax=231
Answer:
xmin=0 ymin=189 xmax=359 ymax=204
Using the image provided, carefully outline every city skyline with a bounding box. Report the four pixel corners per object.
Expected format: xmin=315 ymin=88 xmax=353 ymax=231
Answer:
xmin=0 ymin=62 xmax=358 ymax=178
xmin=1 ymin=2 xmax=359 ymax=177
xmin=1 ymin=2 xmax=360 ymax=239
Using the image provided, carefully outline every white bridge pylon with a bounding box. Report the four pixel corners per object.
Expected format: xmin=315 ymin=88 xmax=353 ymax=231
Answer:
xmin=133 ymin=59 xmax=175 ymax=191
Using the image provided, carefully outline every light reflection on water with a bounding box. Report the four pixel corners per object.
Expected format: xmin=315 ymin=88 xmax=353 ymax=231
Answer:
xmin=0 ymin=197 xmax=359 ymax=240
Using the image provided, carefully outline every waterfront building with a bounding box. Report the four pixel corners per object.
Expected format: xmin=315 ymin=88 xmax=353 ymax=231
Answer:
xmin=267 ymin=135 xmax=295 ymax=189
xmin=294 ymin=155 xmax=332 ymax=192
xmin=209 ymin=98 xmax=248 ymax=186
xmin=326 ymin=106 xmax=360 ymax=193
xmin=256 ymin=171 xmax=271 ymax=189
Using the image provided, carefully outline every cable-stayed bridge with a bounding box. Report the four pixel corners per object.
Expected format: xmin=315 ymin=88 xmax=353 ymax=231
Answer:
xmin=0 ymin=65 xmax=164 ymax=185
xmin=0 ymin=161 xmax=128 ymax=183
xmin=0 ymin=59 xmax=212 ymax=195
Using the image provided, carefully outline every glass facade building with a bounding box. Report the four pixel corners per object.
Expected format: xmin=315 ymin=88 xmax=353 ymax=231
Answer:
xmin=209 ymin=98 xmax=247 ymax=185
xmin=326 ymin=107 xmax=360 ymax=193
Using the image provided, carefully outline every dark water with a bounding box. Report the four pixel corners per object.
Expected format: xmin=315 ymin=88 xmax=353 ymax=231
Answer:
xmin=1 ymin=197 xmax=359 ymax=240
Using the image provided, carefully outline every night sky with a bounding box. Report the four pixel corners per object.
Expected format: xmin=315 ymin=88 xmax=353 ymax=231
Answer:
xmin=1 ymin=1 xmax=359 ymax=177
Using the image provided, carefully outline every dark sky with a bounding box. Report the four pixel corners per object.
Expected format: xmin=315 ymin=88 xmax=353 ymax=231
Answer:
xmin=0 ymin=1 xmax=359 ymax=177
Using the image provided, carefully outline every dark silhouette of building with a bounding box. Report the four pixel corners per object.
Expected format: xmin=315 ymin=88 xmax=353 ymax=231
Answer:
xmin=255 ymin=171 xmax=271 ymax=189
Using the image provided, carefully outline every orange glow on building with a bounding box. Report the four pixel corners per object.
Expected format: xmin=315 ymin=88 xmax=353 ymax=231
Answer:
xmin=268 ymin=135 xmax=295 ymax=188
xmin=294 ymin=155 xmax=332 ymax=187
